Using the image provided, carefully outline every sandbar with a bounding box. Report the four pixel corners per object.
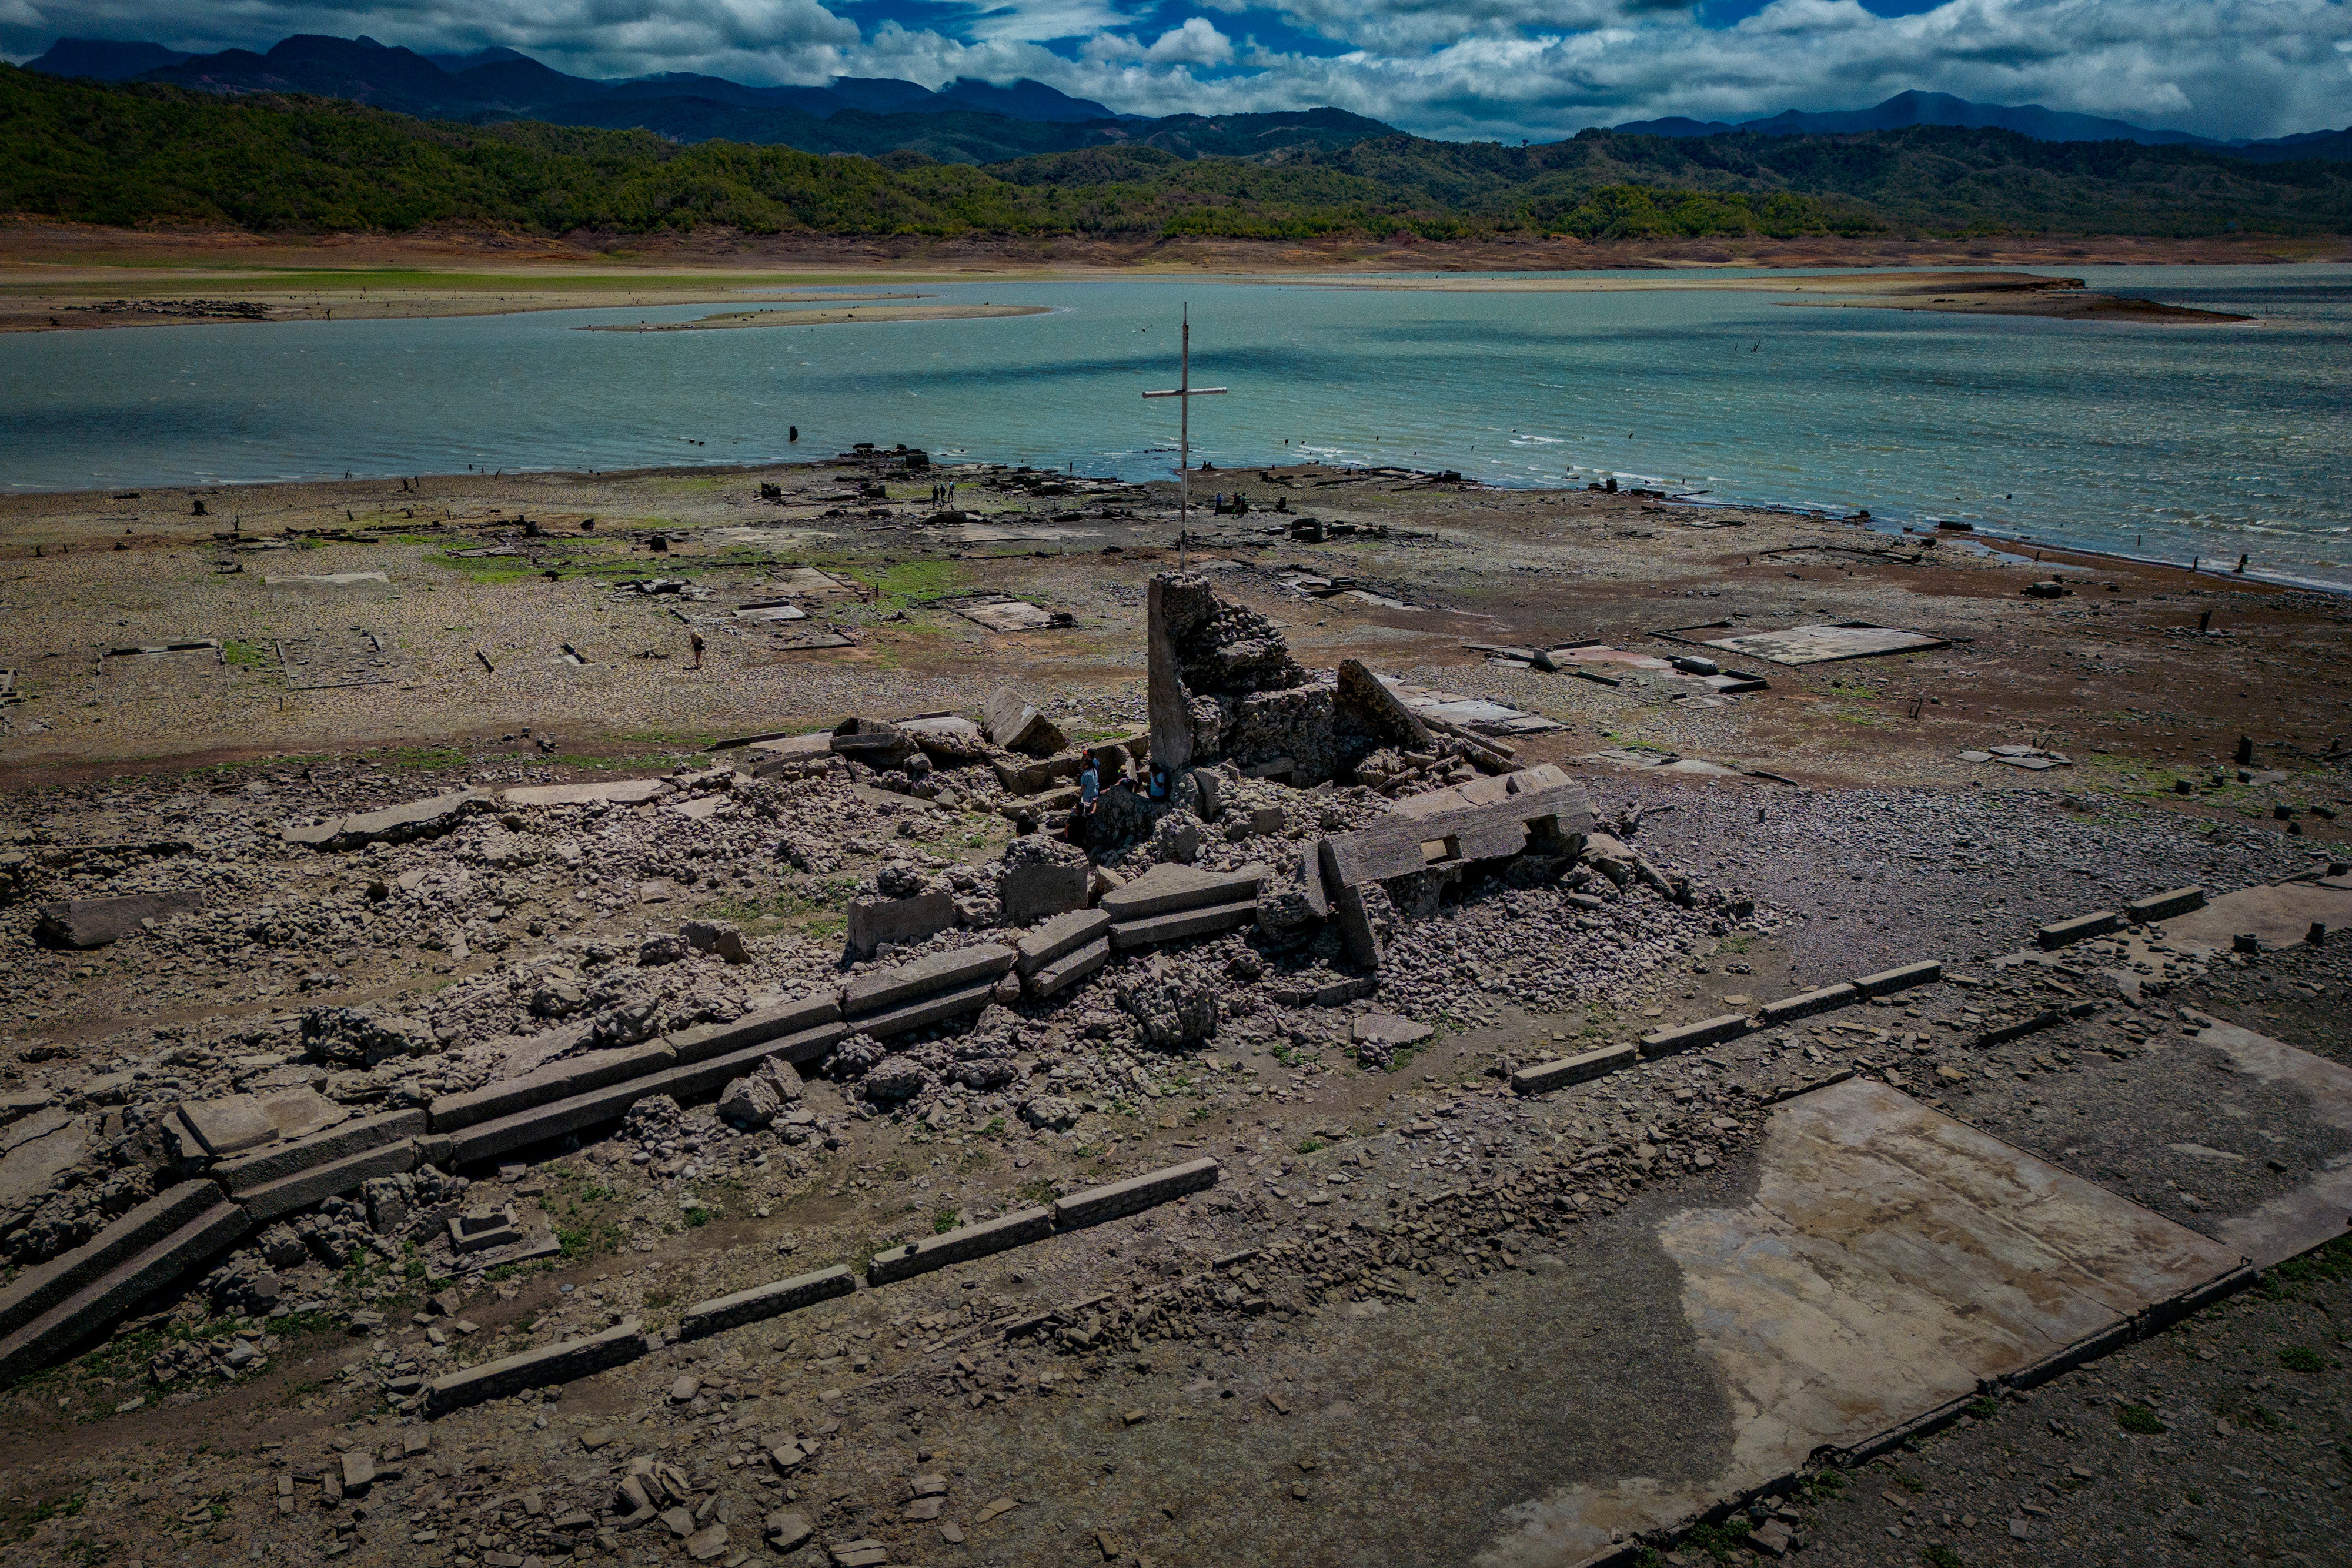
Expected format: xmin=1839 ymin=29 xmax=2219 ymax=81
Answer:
xmin=576 ymin=302 xmax=1053 ymax=332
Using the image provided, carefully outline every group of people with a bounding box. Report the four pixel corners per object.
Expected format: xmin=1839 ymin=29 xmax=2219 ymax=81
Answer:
xmin=1076 ymin=745 xmax=1171 ymax=816
xmin=927 ymin=480 xmax=958 ymax=506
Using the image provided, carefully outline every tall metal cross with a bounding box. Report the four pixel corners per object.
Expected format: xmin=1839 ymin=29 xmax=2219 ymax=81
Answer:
xmin=1141 ymin=304 xmax=1226 ymax=536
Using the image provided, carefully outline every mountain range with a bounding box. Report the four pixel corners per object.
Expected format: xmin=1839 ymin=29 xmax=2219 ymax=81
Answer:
xmin=21 ymin=34 xmax=2352 ymax=167
xmin=1615 ymin=89 xmax=2352 ymax=163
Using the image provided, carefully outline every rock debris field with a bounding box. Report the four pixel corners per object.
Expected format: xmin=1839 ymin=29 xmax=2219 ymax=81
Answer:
xmin=0 ymin=454 xmax=2348 ymax=1568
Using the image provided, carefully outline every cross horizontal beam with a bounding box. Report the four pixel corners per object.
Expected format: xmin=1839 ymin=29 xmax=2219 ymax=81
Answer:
xmin=1141 ymin=387 xmax=1227 ymax=398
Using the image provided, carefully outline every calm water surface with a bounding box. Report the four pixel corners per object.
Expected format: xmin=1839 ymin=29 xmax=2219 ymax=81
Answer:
xmin=2 ymin=265 xmax=2347 ymax=586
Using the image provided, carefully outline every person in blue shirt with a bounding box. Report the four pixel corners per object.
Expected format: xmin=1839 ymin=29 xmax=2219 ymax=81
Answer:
xmin=1078 ymin=750 xmax=1101 ymax=815
xmin=1147 ymin=761 xmax=1170 ymax=801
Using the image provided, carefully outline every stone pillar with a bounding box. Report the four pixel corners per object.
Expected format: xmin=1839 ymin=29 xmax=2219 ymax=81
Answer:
xmin=1147 ymin=575 xmax=1193 ymax=773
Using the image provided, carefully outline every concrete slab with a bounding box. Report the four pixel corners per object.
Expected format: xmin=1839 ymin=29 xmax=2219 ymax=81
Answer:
xmin=33 ymin=890 xmax=205 ymax=948
xmin=1478 ymin=1078 xmax=2244 ymax=1566
xmin=1015 ymin=909 xmax=1112 ymax=977
xmin=502 ymin=778 xmax=672 ymax=808
xmin=1099 ymin=862 xmax=1268 ymax=922
xmin=1693 ymin=621 xmax=1948 ymax=665
xmin=2193 ymin=1021 xmax=2352 ymax=1269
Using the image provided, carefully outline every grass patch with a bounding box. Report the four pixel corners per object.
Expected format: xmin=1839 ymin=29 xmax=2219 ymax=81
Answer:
xmin=2279 ymin=1345 xmax=2327 ymax=1373
xmin=2117 ymin=1404 xmax=2166 ymax=1434
xmin=933 ymin=1210 xmax=960 ymax=1234
xmin=873 ymin=559 xmax=967 ymax=607
xmin=1679 ymin=1516 xmax=1752 ymax=1562
xmin=1295 ymin=1138 xmax=1326 ymax=1155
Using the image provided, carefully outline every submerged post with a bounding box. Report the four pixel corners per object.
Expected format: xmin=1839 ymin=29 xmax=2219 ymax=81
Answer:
xmin=1141 ymin=305 xmax=1227 ymax=533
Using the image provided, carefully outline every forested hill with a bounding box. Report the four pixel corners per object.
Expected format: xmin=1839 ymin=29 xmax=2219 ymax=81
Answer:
xmin=5 ymin=66 xmax=2348 ymax=240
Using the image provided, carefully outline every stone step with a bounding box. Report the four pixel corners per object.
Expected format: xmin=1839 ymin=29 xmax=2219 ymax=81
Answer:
xmin=1027 ymin=937 xmax=1110 ymax=1001
xmin=849 ymin=978 xmax=1000 ymax=1041
xmin=242 ymin=1139 xmax=421 ymax=1224
xmin=2037 ymin=910 xmax=2122 ymax=949
xmin=1512 ymin=1044 xmax=1638 ymax=1095
xmin=448 ymin=1024 xmax=846 ymax=1165
xmin=1758 ymin=984 xmax=1859 ymax=1027
xmin=679 ymin=1265 xmax=857 ymax=1341
xmin=2126 ymin=887 xmax=2206 ymax=924
xmin=1640 ymin=1013 xmax=1752 ymax=1058
xmin=1015 ymin=908 xmax=1112 ymax=977
xmin=428 ymin=1046 xmax=675 ymax=1136
xmin=0 ymin=1181 xmax=219 ymax=1340
xmin=1052 ymin=1159 xmax=1221 ymax=1231
xmin=0 ymin=1199 xmax=251 ymax=1383
xmin=868 ymin=1209 xmax=1054 ymax=1285
xmin=1109 ymin=898 xmax=1257 ymax=950
xmin=1097 ymin=862 xmax=1267 ymax=922
xmin=212 ymin=1108 xmax=428 ymax=1195
xmin=843 ymin=945 xmax=1015 ymax=1020
xmin=424 ymin=1319 xmax=651 ymax=1416
xmin=664 ymin=994 xmax=844 ymax=1065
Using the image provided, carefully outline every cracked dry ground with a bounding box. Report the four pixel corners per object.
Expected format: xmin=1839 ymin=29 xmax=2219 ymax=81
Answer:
xmin=1 ymin=461 xmax=2351 ymax=1568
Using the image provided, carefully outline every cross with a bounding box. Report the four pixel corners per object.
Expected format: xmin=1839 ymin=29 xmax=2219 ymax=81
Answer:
xmin=1141 ymin=303 xmax=1226 ymax=536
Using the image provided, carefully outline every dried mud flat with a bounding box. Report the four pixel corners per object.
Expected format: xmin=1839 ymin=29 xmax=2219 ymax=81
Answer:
xmin=0 ymin=453 xmax=2348 ymax=1568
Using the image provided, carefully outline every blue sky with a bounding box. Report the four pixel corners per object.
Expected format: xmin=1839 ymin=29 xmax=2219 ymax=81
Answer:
xmin=6 ymin=0 xmax=2350 ymax=140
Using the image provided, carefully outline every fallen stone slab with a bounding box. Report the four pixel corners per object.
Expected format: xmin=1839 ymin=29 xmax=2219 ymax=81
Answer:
xmin=447 ymin=1025 xmax=845 ymax=1165
xmin=1319 ymin=774 xmax=1589 ymax=891
xmin=998 ymin=860 xmax=1088 ymax=925
xmin=984 ymin=687 xmax=1065 ymax=756
xmin=502 ymin=778 xmax=671 ymax=808
xmin=1110 ymin=899 xmax=1257 ymax=950
xmin=428 ymin=1047 xmax=675 ymax=1135
xmin=1332 ymin=885 xmax=1382 ymax=969
xmin=1974 ymin=1011 xmax=2066 ymax=1049
xmin=1758 ymin=984 xmax=1859 ymax=1027
xmin=425 ymin=1319 xmax=650 ymax=1416
xmin=1512 ymin=1045 xmax=1638 ymax=1094
xmin=1052 ymin=1158 xmax=1221 ymax=1231
xmin=1015 ymin=909 xmax=1112 ymax=977
xmin=0 ymin=1198 xmax=250 ymax=1382
xmin=1851 ymin=961 xmax=1945 ymax=999
xmin=900 ymin=716 xmax=990 ymax=763
xmin=1027 ymin=937 xmax=1110 ymax=1000
xmin=176 ymin=1094 xmax=280 ymax=1158
xmin=1335 ymin=658 xmax=1434 ymax=750
xmin=1641 ymin=1013 xmax=1752 ymax=1058
xmin=285 ymin=789 xmax=489 ymax=851
xmin=844 ymin=945 xmax=1016 ymax=1019
xmin=869 ymin=1208 xmax=1054 ymax=1284
xmin=991 ymin=753 xmax=1084 ymax=795
xmin=34 ymin=890 xmax=204 ymax=948
xmin=846 ymin=890 xmax=957 ymax=959
xmin=0 ymin=1181 xmax=219 ymax=1341
xmin=2126 ymin=887 xmax=2207 ymax=924
xmin=241 ymin=1139 xmax=420 ymax=1223
xmin=1099 ymin=862 xmax=1267 ymax=923
xmin=1352 ymin=1014 xmax=1434 ymax=1050
xmin=850 ymin=979 xmax=999 ymax=1040
xmin=665 ymin=994 xmax=846 ymax=1065
xmin=213 ymin=1108 xmax=428 ymax=1195
xmin=2037 ymin=910 xmax=2122 ymax=949
xmin=679 ymin=1265 xmax=857 ymax=1340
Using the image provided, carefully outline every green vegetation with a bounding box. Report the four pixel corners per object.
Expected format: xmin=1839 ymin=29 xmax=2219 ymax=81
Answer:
xmin=933 ymin=1209 xmax=960 ymax=1234
xmin=2280 ymin=1345 xmax=2327 ymax=1373
xmin=2117 ymin=1403 xmax=2167 ymax=1434
xmin=218 ymin=638 xmax=267 ymax=667
xmin=9 ymin=65 xmax=2340 ymax=240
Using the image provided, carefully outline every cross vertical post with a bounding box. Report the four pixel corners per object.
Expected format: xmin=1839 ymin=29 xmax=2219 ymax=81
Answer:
xmin=1141 ymin=303 xmax=1227 ymax=536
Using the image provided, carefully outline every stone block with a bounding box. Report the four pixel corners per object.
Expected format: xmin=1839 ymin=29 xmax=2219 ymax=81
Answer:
xmin=665 ymin=995 xmax=844 ymax=1065
xmin=34 ymin=890 xmax=204 ymax=949
xmin=2036 ymin=910 xmax=2122 ymax=949
xmin=1639 ymin=1013 xmax=1751 ymax=1058
xmin=1351 ymin=1014 xmax=1432 ymax=1050
xmin=1332 ymin=884 xmax=1382 ymax=969
xmin=2125 ymin=887 xmax=2206 ymax=924
xmin=1319 ymin=775 xmax=1591 ymax=890
xmin=1334 ymin=658 xmax=1433 ymax=750
xmin=427 ymin=1047 xmax=674 ymax=1135
xmin=0 ymin=1199 xmax=251 ymax=1382
xmin=1758 ymin=984 xmax=1857 ymax=1026
xmin=843 ymin=944 xmax=1016 ymax=1018
xmin=240 ymin=1140 xmax=419 ymax=1223
xmin=423 ymin=1319 xmax=650 ymax=1416
xmin=1015 ymin=908 xmax=1112 ymax=977
xmin=1027 ymin=938 xmax=1110 ymax=1000
xmin=1098 ymin=862 xmax=1267 ymax=922
xmin=0 ymin=1181 xmax=219 ymax=1340
xmin=1051 ymin=1159 xmax=1220 ymax=1231
xmin=868 ymin=1208 xmax=1053 ymax=1284
xmin=1850 ymin=961 xmax=1945 ymax=999
xmin=678 ymin=1265 xmax=856 ymax=1340
xmin=900 ymin=716 xmax=989 ymax=762
xmin=1110 ymin=900 xmax=1257 ymax=950
xmin=991 ymin=753 xmax=1084 ymax=795
xmin=846 ymin=890 xmax=956 ymax=959
xmin=998 ymin=861 xmax=1089 ymax=925
xmin=1512 ymin=1044 xmax=1637 ymax=1094
xmin=213 ymin=1108 xmax=429 ymax=1195
xmin=284 ymin=789 xmax=489 ymax=851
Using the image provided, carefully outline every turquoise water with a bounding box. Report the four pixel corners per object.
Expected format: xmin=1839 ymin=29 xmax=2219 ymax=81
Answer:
xmin=4 ymin=265 xmax=2348 ymax=586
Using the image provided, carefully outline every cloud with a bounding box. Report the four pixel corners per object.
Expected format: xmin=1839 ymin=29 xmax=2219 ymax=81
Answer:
xmin=5 ymin=0 xmax=2350 ymax=139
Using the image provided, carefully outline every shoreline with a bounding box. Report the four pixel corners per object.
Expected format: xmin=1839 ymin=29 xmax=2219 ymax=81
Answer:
xmin=574 ymin=302 xmax=1053 ymax=332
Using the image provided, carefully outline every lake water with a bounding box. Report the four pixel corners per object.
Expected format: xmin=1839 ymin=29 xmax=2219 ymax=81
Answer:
xmin=4 ymin=264 xmax=2348 ymax=588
